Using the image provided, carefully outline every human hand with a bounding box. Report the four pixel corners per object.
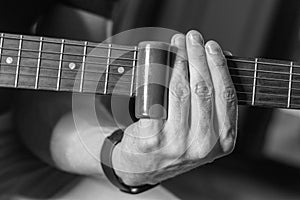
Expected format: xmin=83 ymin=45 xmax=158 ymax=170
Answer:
xmin=112 ymin=30 xmax=238 ymax=186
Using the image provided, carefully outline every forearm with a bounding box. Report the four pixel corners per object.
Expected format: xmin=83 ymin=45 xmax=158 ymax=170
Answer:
xmin=16 ymin=92 xmax=118 ymax=176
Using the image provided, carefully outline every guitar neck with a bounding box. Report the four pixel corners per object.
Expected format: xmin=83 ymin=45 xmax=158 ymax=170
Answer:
xmin=0 ymin=33 xmax=137 ymax=96
xmin=0 ymin=33 xmax=299 ymax=110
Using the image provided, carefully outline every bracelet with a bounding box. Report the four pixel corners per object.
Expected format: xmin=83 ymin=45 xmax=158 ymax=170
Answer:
xmin=100 ymin=129 xmax=158 ymax=194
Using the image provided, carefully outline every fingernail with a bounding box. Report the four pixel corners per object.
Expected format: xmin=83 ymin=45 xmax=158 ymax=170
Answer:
xmin=206 ymin=42 xmax=222 ymax=55
xmin=189 ymin=31 xmax=204 ymax=45
xmin=174 ymin=34 xmax=185 ymax=48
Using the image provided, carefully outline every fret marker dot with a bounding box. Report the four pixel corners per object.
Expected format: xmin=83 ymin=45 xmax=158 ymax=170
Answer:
xmin=118 ymin=67 xmax=125 ymax=74
xmin=6 ymin=57 xmax=13 ymax=64
xmin=69 ymin=62 xmax=76 ymax=70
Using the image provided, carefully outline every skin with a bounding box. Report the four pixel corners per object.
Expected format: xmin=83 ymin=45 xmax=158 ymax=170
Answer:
xmin=112 ymin=30 xmax=238 ymax=185
xmin=18 ymin=30 xmax=238 ymax=186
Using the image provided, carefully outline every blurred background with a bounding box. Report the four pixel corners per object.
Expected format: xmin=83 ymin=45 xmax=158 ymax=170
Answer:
xmin=0 ymin=0 xmax=300 ymax=199
xmin=120 ymin=0 xmax=300 ymax=199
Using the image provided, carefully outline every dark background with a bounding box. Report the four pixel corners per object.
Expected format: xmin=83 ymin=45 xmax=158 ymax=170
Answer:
xmin=0 ymin=0 xmax=300 ymax=199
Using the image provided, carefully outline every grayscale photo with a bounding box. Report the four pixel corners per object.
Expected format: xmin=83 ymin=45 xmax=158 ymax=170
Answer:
xmin=0 ymin=0 xmax=299 ymax=199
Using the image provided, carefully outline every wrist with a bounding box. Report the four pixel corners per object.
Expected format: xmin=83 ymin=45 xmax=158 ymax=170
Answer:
xmin=112 ymin=142 xmax=145 ymax=186
xmin=101 ymin=129 xmax=158 ymax=194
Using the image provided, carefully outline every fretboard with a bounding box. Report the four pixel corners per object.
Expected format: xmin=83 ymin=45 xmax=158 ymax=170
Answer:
xmin=0 ymin=33 xmax=299 ymax=110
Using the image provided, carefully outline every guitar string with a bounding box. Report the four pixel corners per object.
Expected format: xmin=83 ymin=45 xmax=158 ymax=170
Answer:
xmin=1 ymin=54 xmax=136 ymax=68
xmin=0 ymin=35 xmax=137 ymax=51
xmin=2 ymin=53 xmax=300 ymax=81
xmin=2 ymin=52 xmax=300 ymax=78
xmin=2 ymin=61 xmax=300 ymax=87
xmin=0 ymin=70 xmax=300 ymax=100
xmin=1 ymin=49 xmax=137 ymax=64
xmin=27 ymin=80 xmax=298 ymax=109
xmin=2 ymin=53 xmax=300 ymax=80
xmin=1 ymin=39 xmax=300 ymax=95
xmin=1 ymin=36 xmax=300 ymax=70
xmin=2 ymin=36 xmax=300 ymax=107
xmin=236 ymin=99 xmax=299 ymax=107
xmin=1 ymin=61 xmax=300 ymax=94
xmin=233 ymin=83 xmax=300 ymax=91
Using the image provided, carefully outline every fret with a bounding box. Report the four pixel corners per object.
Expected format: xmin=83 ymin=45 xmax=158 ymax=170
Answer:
xmin=130 ymin=46 xmax=137 ymax=96
xmin=251 ymin=58 xmax=258 ymax=106
xmin=107 ymin=48 xmax=135 ymax=95
xmin=0 ymin=34 xmax=4 ymax=58
xmin=35 ymin=37 xmax=43 ymax=89
xmin=290 ymin=61 xmax=300 ymax=109
xmin=57 ymin=39 xmax=65 ymax=91
xmin=14 ymin=35 xmax=23 ymax=88
xmin=0 ymin=32 xmax=300 ymax=110
xmin=60 ymin=40 xmax=85 ymax=92
xmin=255 ymin=58 xmax=290 ymax=107
xmin=287 ymin=62 xmax=293 ymax=108
xmin=80 ymin=41 xmax=87 ymax=92
xmin=81 ymin=44 xmax=107 ymax=93
xmin=104 ymin=44 xmax=112 ymax=94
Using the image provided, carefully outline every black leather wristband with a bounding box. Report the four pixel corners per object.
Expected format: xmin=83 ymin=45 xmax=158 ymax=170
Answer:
xmin=100 ymin=129 xmax=158 ymax=194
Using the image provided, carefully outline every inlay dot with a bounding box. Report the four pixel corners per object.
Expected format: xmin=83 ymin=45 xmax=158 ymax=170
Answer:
xmin=6 ymin=57 xmax=13 ymax=64
xmin=69 ymin=62 xmax=76 ymax=70
xmin=118 ymin=67 xmax=125 ymax=74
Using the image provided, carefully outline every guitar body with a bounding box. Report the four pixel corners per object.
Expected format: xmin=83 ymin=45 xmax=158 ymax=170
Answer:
xmin=0 ymin=2 xmax=118 ymax=199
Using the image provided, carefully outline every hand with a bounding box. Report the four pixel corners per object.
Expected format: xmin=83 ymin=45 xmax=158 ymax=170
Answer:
xmin=112 ymin=30 xmax=238 ymax=186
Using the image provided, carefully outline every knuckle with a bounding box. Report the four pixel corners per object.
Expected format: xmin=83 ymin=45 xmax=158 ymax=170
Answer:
xmin=174 ymin=59 xmax=188 ymax=69
xmin=194 ymin=82 xmax=213 ymax=97
xmin=223 ymin=87 xmax=237 ymax=101
xmin=170 ymin=81 xmax=190 ymax=101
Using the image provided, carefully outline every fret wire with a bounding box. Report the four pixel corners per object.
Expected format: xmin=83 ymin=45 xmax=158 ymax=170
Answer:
xmin=227 ymin=58 xmax=300 ymax=68
xmin=0 ymin=53 xmax=136 ymax=68
xmin=239 ymin=99 xmax=300 ymax=108
xmin=5 ymin=67 xmax=300 ymax=99
xmin=2 ymin=44 xmax=300 ymax=71
xmin=237 ymin=100 xmax=288 ymax=107
xmin=104 ymin=44 xmax=112 ymax=94
xmin=2 ymin=33 xmax=300 ymax=70
xmin=0 ymin=62 xmax=134 ymax=77
xmin=15 ymin=35 xmax=23 ymax=88
xmin=0 ymin=34 xmax=137 ymax=52
xmin=230 ymin=74 xmax=295 ymax=84
xmin=35 ymin=37 xmax=43 ymax=89
xmin=3 ymin=60 xmax=300 ymax=87
xmin=130 ymin=46 xmax=137 ymax=96
xmin=1 ymin=70 xmax=133 ymax=84
xmin=80 ymin=41 xmax=88 ymax=93
xmin=57 ymin=39 xmax=65 ymax=91
xmin=233 ymin=82 xmax=300 ymax=92
xmin=287 ymin=62 xmax=293 ymax=108
xmin=4 ymin=48 xmax=300 ymax=77
xmin=251 ymin=58 xmax=258 ymax=106
xmin=238 ymin=91 xmax=295 ymax=99
xmin=2 ymin=48 xmax=300 ymax=75
xmin=0 ymin=33 xmax=4 ymax=68
xmin=228 ymin=67 xmax=300 ymax=77
xmin=3 ymin=58 xmax=300 ymax=86
xmin=3 ymin=68 xmax=300 ymax=101
xmin=0 ymin=46 xmax=138 ymax=62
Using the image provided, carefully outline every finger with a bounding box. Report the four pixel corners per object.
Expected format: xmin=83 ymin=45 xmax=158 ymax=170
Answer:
xmin=186 ymin=30 xmax=214 ymax=139
xmin=223 ymin=50 xmax=233 ymax=56
xmin=205 ymin=40 xmax=237 ymax=153
xmin=161 ymin=34 xmax=190 ymax=155
xmin=168 ymin=34 xmax=190 ymax=125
